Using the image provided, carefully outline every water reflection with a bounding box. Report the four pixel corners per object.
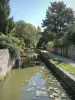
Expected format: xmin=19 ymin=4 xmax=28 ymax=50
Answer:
xmin=20 ymin=69 xmax=50 ymax=100
xmin=19 ymin=65 xmax=71 ymax=100
xmin=0 ymin=59 xmax=74 ymax=100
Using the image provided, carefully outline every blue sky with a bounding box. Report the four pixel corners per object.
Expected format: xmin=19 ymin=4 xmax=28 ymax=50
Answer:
xmin=10 ymin=0 xmax=75 ymax=28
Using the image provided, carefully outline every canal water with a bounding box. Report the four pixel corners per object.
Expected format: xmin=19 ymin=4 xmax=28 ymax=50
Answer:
xmin=0 ymin=56 xmax=74 ymax=100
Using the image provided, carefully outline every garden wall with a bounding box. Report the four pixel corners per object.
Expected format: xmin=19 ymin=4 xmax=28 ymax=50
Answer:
xmin=53 ymin=45 xmax=75 ymax=60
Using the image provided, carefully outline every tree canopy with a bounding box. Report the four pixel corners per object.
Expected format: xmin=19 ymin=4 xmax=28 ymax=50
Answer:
xmin=42 ymin=1 xmax=75 ymax=36
xmin=0 ymin=0 xmax=41 ymax=54
xmin=14 ymin=20 xmax=41 ymax=47
xmin=37 ymin=32 xmax=56 ymax=48
xmin=0 ymin=0 xmax=15 ymax=34
xmin=38 ymin=1 xmax=75 ymax=49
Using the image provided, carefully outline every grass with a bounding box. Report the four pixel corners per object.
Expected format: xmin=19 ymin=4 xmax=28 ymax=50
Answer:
xmin=50 ymin=58 xmax=75 ymax=75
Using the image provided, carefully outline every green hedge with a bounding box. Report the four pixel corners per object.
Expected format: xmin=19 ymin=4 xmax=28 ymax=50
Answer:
xmin=0 ymin=34 xmax=25 ymax=55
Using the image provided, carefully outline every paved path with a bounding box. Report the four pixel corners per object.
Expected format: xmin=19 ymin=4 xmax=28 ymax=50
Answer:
xmin=48 ymin=53 xmax=75 ymax=67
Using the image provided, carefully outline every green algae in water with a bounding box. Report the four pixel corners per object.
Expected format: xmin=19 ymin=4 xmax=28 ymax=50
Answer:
xmin=0 ymin=64 xmax=72 ymax=100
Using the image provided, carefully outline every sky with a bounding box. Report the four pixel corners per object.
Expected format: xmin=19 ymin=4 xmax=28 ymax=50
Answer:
xmin=10 ymin=0 xmax=75 ymax=29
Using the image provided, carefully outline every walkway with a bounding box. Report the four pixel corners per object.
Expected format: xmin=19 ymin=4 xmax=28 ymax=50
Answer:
xmin=48 ymin=53 xmax=75 ymax=67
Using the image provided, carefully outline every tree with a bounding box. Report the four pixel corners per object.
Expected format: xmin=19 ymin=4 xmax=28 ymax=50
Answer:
xmin=67 ymin=24 xmax=75 ymax=44
xmin=33 ymin=27 xmax=41 ymax=47
xmin=15 ymin=20 xmax=40 ymax=47
xmin=36 ymin=36 xmax=45 ymax=48
xmin=15 ymin=20 xmax=26 ymax=38
xmin=43 ymin=32 xmax=56 ymax=43
xmin=60 ymin=24 xmax=75 ymax=45
xmin=46 ymin=41 xmax=54 ymax=51
xmin=0 ymin=34 xmax=25 ymax=55
xmin=8 ymin=17 xmax=15 ymax=33
xmin=42 ymin=1 xmax=75 ymax=36
xmin=36 ymin=32 xmax=56 ymax=48
xmin=37 ymin=26 xmax=41 ymax=32
xmin=0 ymin=0 xmax=10 ymax=33
xmin=0 ymin=0 xmax=15 ymax=34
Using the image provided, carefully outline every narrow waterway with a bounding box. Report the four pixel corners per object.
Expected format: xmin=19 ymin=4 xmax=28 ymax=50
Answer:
xmin=0 ymin=58 xmax=74 ymax=100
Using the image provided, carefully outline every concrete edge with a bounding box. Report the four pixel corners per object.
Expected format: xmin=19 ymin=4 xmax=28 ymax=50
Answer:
xmin=39 ymin=51 xmax=75 ymax=91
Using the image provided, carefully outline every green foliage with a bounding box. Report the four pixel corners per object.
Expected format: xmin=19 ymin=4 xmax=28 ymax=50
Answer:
xmin=58 ymin=33 xmax=71 ymax=46
xmin=40 ymin=1 xmax=75 ymax=48
xmin=47 ymin=32 xmax=56 ymax=41
xmin=0 ymin=34 xmax=25 ymax=55
xmin=42 ymin=1 xmax=75 ymax=34
xmin=0 ymin=0 xmax=10 ymax=33
xmin=47 ymin=41 xmax=54 ymax=48
xmin=0 ymin=0 xmax=14 ymax=34
xmin=37 ymin=32 xmax=56 ymax=48
xmin=21 ymin=57 xmax=34 ymax=68
xmin=54 ymin=24 xmax=75 ymax=47
xmin=50 ymin=58 xmax=75 ymax=74
xmin=66 ymin=24 xmax=75 ymax=44
xmin=0 ymin=1 xmax=41 ymax=49
xmin=8 ymin=17 xmax=16 ymax=33
xmin=14 ymin=20 xmax=41 ymax=47
xmin=15 ymin=20 xmax=26 ymax=38
xmin=37 ymin=36 xmax=44 ymax=48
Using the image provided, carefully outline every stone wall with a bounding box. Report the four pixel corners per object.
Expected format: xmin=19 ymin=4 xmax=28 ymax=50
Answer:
xmin=39 ymin=51 xmax=75 ymax=91
xmin=0 ymin=49 xmax=15 ymax=76
xmin=53 ymin=45 xmax=75 ymax=60
xmin=68 ymin=45 xmax=75 ymax=60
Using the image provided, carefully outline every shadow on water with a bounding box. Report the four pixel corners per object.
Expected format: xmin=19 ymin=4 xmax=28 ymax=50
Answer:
xmin=13 ymin=53 xmax=41 ymax=69
xmin=21 ymin=57 xmax=41 ymax=69
xmin=50 ymin=71 xmax=75 ymax=100
xmin=41 ymin=55 xmax=75 ymax=100
xmin=38 ymin=54 xmax=75 ymax=100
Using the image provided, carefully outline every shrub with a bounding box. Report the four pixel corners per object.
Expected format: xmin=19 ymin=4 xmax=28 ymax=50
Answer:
xmin=0 ymin=34 xmax=25 ymax=56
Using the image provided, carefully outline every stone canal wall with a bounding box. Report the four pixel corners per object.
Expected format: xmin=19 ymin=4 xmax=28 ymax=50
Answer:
xmin=39 ymin=51 xmax=75 ymax=91
xmin=0 ymin=49 xmax=15 ymax=76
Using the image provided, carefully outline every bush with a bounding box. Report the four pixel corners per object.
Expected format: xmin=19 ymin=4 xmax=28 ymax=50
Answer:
xmin=46 ymin=41 xmax=54 ymax=48
xmin=21 ymin=57 xmax=34 ymax=68
xmin=0 ymin=34 xmax=25 ymax=55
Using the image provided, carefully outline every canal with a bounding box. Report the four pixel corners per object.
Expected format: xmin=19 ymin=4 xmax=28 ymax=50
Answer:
xmin=0 ymin=54 xmax=74 ymax=100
